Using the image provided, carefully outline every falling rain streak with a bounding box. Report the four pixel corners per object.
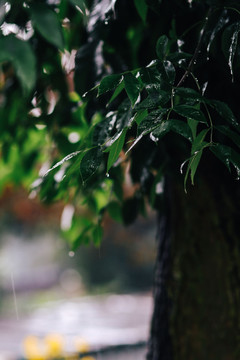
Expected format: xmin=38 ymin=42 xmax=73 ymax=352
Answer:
xmin=11 ymin=271 xmax=19 ymax=320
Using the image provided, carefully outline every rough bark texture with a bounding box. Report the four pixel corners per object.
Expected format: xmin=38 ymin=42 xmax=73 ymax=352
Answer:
xmin=147 ymin=180 xmax=173 ymax=360
xmin=147 ymin=166 xmax=240 ymax=360
xmin=170 ymin=169 xmax=240 ymax=360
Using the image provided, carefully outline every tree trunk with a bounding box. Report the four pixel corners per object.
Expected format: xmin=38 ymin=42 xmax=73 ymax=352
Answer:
xmin=147 ymin=167 xmax=240 ymax=360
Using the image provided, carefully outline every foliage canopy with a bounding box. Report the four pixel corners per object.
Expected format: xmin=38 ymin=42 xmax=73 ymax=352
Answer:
xmin=1 ymin=0 xmax=240 ymax=248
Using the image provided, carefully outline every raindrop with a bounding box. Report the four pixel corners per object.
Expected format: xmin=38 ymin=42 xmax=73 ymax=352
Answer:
xmin=150 ymin=132 xmax=159 ymax=144
xmin=202 ymin=81 xmax=208 ymax=95
xmin=106 ymin=172 xmax=110 ymax=178
xmin=82 ymin=92 xmax=87 ymax=98
xmin=104 ymin=19 xmax=109 ymax=25
xmin=69 ymin=251 xmax=75 ymax=257
xmin=180 ymin=160 xmax=188 ymax=174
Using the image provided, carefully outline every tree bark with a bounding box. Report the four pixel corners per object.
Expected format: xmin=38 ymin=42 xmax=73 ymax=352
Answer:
xmin=147 ymin=179 xmax=173 ymax=360
xmin=147 ymin=167 xmax=240 ymax=360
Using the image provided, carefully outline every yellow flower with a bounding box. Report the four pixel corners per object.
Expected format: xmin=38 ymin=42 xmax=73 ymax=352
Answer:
xmin=74 ymin=337 xmax=90 ymax=353
xmin=44 ymin=333 xmax=64 ymax=358
xmin=23 ymin=335 xmax=45 ymax=360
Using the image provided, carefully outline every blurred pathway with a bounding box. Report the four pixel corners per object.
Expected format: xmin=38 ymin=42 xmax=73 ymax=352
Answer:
xmin=0 ymin=293 xmax=152 ymax=359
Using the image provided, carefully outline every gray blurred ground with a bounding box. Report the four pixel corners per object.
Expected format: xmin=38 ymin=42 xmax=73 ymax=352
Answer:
xmin=0 ymin=293 xmax=152 ymax=360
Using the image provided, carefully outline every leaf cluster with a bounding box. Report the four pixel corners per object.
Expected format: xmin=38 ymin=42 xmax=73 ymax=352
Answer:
xmin=1 ymin=0 xmax=240 ymax=248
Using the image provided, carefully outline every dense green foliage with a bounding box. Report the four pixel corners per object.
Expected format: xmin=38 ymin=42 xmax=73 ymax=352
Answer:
xmin=1 ymin=0 xmax=240 ymax=250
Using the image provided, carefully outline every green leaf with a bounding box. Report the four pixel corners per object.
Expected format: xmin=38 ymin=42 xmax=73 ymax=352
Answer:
xmin=115 ymin=99 xmax=133 ymax=131
xmin=187 ymin=118 xmax=198 ymax=140
xmin=151 ymin=119 xmax=192 ymax=141
xmin=190 ymin=150 xmax=203 ymax=185
xmin=174 ymin=105 xmax=207 ymax=123
xmin=137 ymin=108 xmax=168 ymax=135
xmin=175 ymin=87 xmax=203 ymax=100
xmin=191 ymin=128 xmax=209 ymax=154
xmin=135 ymin=91 xmax=170 ymax=109
xmin=69 ymin=0 xmax=88 ymax=15
xmin=80 ymin=147 xmax=103 ymax=183
xmin=106 ymin=128 xmax=127 ymax=172
xmin=134 ymin=0 xmax=148 ymax=23
xmin=215 ymin=125 xmax=240 ymax=149
xmin=156 ymin=35 xmax=169 ymax=60
xmin=134 ymin=109 xmax=148 ymax=125
xmin=222 ymin=22 xmax=240 ymax=81
xmin=169 ymin=120 xmax=192 ymax=141
xmin=210 ymin=143 xmax=240 ymax=178
xmin=92 ymin=225 xmax=103 ymax=246
xmin=167 ymin=51 xmax=192 ymax=65
xmin=207 ymin=100 xmax=240 ymax=132
xmin=30 ymin=3 xmax=64 ymax=50
xmin=123 ymin=72 xmax=141 ymax=107
xmin=210 ymin=143 xmax=231 ymax=172
xmin=183 ymin=149 xmax=203 ymax=192
xmin=140 ymin=63 xmax=171 ymax=93
xmin=107 ymin=201 xmax=122 ymax=222
xmin=182 ymin=128 xmax=210 ymax=191
xmin=43 ymin=151 xmax=82 ymax=177
xmin=207 ymin=11 xmax=229 ymax=53
xmin=98 ymin=74 xmax=123 ymax=96
xmin=107 ymin=81 xmax=125 ymax=105
xmin=0 ymin=35 xmax=36 ymax=93
xmin=163 ymin=60 xmax=175 ymax=84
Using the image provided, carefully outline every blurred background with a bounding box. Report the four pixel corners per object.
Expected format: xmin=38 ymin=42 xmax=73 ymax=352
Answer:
xmin=0 ymin=185 xmax=156 ymax=359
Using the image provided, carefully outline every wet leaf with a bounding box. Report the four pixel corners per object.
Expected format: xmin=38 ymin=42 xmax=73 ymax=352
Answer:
xmin=30 ymin=3 xmax=64 ymax=50
xmin=135 ymin=91 xmax=170 ymax=109
xmin=106 ymin=128 xmax=127 ymax=171
xmin=175 ymin=87 xmax=203 ymax=100
xmin=134 ymin=0 xmax=148 ymax=23
xmin=115 ymin=99 xmax=133 ymax=131
xmin=167 ymin=51 xmax=192 ymax=65
xmin=80 ymin=147 xmax=103 ymax=183
xmin=191 ymin=129 xmax=209 ymax=154
xmin=222 ymin=22 xmax=240 ymax=81
xmin=152 ymin=119 xmax=192 ymax=141
xmin=134 ymin=109 xmax=148 ymax=125
xmin=207 ymin=11 xmax=229 ymax=53
xmin=0 ymin=35 xmax=36 ymax=93
xmin=211 ymin=143 xmax=240 ymax=179
xmin=187 ymin=118 xmax=198 ymax=140
xmin=190 ymin=150 xmax=203 ymax=185
xmin=123 ymin=72 xmax=141 ymax=107
xmin=156 ymin=35 xmax=169 ymax=60
xmin=137 ymin=108 xmax=168 ymax=135
xmin=208 ymin=100 xmax=240 ymax=132
xmin=69 ymin=0 xmax=88 ymax=15
xmin=163 ymin=60 xmax=175 ymax=84
xmin=93 ymin=112 xmax=117 ymax=145
xmin=107 ymin=81 xmax=125 ymax=105
xmin=174 ymin=105 xmax=207 ymax=123
xmin=216 ymin=125 xmax=240 ymax=149
xmin=44 ymin=151 xmax=82 ymax=177
xmin=210 ymin=143 xmax=232 ymax=172
xmin=98 ymin=74 xmax=123 ymax=96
